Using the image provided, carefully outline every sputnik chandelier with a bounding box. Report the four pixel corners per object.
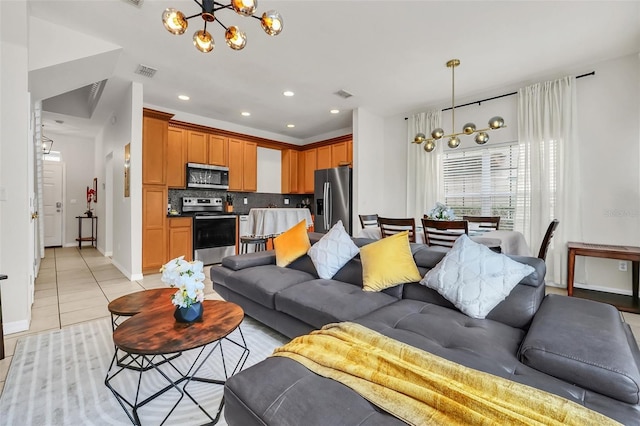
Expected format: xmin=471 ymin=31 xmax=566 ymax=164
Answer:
xmin=162 ymin=0 xmax=283 ymax=53
xmin=413 ymin=59 xmax=506 ymax=152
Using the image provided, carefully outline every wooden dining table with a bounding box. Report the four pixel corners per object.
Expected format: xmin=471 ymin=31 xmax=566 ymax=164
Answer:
xmin=356 ymin=227 xmax=531 ymax=256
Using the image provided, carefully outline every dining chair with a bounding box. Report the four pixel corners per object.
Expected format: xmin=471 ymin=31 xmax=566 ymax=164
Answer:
xmin=377 ymin=217 xmax=416 ymax=243
xmin=462 ymin=215 xmax=500 ymax=231
xmin=538 ymin=219 xmax=560 ymax=261
xmin=421 ymin=218 xmax=469 ymax=248
xmin=358 ymin=214 xmax=379 ymax=229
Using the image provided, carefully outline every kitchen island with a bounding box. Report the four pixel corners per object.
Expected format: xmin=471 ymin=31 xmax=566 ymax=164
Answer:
xmin=247 ymin=208 xmax=313 ymax=238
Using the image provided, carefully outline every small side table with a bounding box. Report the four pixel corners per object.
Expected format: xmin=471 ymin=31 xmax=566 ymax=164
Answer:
xmin=75 ymin=215 xmax=98 ymax=249
xmin=567 ymin=242 xmax=640 ymax=313
xmin=0 ymin=274 xmax=7 ymax=360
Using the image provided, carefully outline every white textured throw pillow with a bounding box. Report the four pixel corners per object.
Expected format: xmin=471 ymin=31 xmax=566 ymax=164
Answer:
xmin=308 ymin=220 xmax=360 ymax=279
xmin=420 ymin=234 xmax=535 ymax=319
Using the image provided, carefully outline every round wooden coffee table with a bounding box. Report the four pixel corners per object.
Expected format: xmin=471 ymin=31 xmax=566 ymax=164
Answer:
xmin=105 ymin=300 xmax=249 ymax=425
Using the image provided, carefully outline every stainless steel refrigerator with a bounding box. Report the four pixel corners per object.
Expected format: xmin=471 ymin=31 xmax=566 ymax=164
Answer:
xmin=314 ymin=167 xmax=352 ymax=235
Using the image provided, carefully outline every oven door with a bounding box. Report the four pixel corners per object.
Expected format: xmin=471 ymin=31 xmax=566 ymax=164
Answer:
xmin=193 ymin=215 xmax=237 ymax=264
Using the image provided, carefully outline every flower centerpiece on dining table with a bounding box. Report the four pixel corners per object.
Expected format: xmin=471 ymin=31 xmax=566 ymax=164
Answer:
xmin=426 ymin=202 xmax=456 ymax=220
xmin=160 ymin=256 xmax=206 ymax=323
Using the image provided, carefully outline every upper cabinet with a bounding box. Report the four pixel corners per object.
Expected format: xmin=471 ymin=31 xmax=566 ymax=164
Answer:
xmin=317 ymin=145 xmax=332 ymax=170
xmin=228 ymin=138 xmax=257 ymax=192
xmin=167 ymin=127 xmax=187 ymax=188
xmin=186 ymin=130 xmax=208 ymax=164
xmin=302 ymin=149 xmax=317 ymax=194
xmin=331 ymin=141 xmax=351 ymax=168
xmin=208 ymin=134 xmax=228 ymax=166
xmin=142 ymin=109 xmax=173 ymax=185
xmin=281 ymin=149 xmax=299 ymax=194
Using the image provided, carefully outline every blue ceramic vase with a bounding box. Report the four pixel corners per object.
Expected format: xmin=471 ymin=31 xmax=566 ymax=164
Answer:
xmin=174 ymin=302 xmax=203 ymax=323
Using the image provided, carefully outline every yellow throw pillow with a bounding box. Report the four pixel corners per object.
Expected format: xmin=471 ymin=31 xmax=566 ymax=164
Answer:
xmin=274 ymin=220 xmax=311 ymax=267
xmin=360 ymin=231 xmax=422 ymax=292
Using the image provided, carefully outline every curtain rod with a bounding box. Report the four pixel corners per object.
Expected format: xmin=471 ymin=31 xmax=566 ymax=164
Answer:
xmin=405 ymin=71 xmax=595 ymax=120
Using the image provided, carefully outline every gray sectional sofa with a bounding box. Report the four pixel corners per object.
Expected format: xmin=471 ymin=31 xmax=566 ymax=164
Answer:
xmin=210 ymin=233 xmax=640 ymax=425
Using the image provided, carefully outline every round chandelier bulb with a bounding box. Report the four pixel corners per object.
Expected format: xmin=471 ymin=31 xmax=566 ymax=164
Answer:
xmin=475 ymin=132 xmax=489 ymax=145
xmin=261 ymin=10 xmax=283 ymax=36
xmin=462 ymin=122 xmax=476 ymax=135
xmin=447 ymin=136 xmax=460 ymax=149
xmin=424 ymin=141 xmax=436 ymax=152
xmin=225 ymin=26 xmax=247 ymax=50
xmin=488 ymin=116 xmax=505 ymax=129
xmin=232 ymin=0 xmax=257 ymax=16
xmin=162 ymin=8 xmax=188 ymax=35
xmin=414 ymin=133 xmax=426 ymax=144
xmin=431 ymin=128 xmax=444 ymax=140
xmin=193 ymin=30 xmax=214 ymax=53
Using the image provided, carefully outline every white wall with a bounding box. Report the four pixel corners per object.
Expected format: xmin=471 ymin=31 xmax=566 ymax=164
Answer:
xmin=353 ymin=108 xmax=386 ymax=235
xmin=100 ymin=82 xmax=143 ymax=280
xmin=256 ymin=147 xmax=282 ymax=193
xmin=380 ymin=53 xmax=640 ymax=293
xmin=44 ymin=133 xmax=96 ymax=246
xmin=0 ymin=0 xmax=33 ymax=333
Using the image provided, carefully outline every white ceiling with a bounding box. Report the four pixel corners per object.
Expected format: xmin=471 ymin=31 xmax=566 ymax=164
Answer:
xmin=28 ymin=0 xmax=640 ymax=143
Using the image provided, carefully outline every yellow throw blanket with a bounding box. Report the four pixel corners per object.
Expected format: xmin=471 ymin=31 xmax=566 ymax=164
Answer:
xmin=272 ymin=322 xmax=620 ymax=426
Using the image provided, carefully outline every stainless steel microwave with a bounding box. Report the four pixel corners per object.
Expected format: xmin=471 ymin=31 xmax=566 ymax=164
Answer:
xmin=186 ymin=163 xmax=229 ymax=189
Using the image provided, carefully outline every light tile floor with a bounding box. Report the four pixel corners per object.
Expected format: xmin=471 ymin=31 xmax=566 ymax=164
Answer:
xmin=0 ymin=246 xmax=221 ymax=394
xmin=1 ymin=248 xmax=639 ymax=395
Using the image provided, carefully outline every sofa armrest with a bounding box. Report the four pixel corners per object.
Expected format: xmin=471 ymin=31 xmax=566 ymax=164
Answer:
xmin=221 ymin=251 xmax=276 ymax=271
xmin=519 ymin=294 xmax=640 ymax=404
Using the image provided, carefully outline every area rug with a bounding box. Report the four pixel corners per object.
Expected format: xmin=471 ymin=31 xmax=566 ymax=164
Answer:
xmin=0 ymin=315 xmax=289 ymax=425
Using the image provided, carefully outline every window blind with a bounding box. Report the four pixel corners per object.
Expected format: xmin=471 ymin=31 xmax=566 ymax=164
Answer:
xmin=442 ymin=143 xmax=519 ymax=230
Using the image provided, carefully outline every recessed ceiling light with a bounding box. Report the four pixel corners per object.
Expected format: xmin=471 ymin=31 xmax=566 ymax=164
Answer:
xmin=286 ymin=124 xmax=295 ymax=128
xmin=330 ymin=109 xmax=340 ymax=114
xmin=178 ymin=95 xmax=190 ymax=101
xmin=241 ymin=111 xmax=251 ymax=116
xmin=283 ymin=91 xmax=294 ymax=97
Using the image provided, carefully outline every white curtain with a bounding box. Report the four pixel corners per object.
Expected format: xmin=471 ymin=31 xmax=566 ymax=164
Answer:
xmin=406 ymin=110 xmax=442 ymax=220
xmin=516 ymin=76 xmax=581 ymax=286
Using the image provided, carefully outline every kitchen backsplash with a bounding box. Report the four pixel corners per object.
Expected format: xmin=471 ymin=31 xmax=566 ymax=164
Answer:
xmin=168 ymin=189 xmax=314 ymax=215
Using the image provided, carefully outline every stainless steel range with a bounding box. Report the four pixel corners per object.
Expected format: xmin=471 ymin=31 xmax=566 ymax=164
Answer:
xmin=182 ymin=197 xmax=236 ymax=265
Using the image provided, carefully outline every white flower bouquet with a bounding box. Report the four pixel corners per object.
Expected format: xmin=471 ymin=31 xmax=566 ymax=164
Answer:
xmin=160 ymin=256 xmax=205 ymax=308
xmin=426 ymin=202 xmax=456 ymax=220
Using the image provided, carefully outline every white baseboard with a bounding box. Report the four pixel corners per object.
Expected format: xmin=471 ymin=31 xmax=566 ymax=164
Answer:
xmin=110 ymin=258 xmax=143 ymax=281
xmin=573 ymin=281 xmax=632 ymax=296
xmin=4 ymin=319 xmax=30 ymax=335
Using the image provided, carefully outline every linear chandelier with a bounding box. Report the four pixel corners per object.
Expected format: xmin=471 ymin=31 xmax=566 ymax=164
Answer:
xmin=162 ymin=0 xmax=283 ymax=53
xmin=413 ymin=59 xmax=506 ymax=152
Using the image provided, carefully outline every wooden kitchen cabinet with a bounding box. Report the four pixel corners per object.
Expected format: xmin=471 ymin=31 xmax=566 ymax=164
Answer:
xmin=167 ymin=127 xmax=187 ymax=188
xmin=317 ymin=145 xmax=332 ymax=170
xmin=347 ymin=140 xmax=353 ymax=166
xmin=208 ymin=134 xmax=228 ymax=166
xmin=302 ymin=148 xmax=317 ymax=193
xmin=187 ymin=130 xmax=208 ymax=164
xmin=331 ymin=141 xmax=350 ymax=167
xmin=142 ymin=185 xmax=167 ymax=272
xmin=281 ymin=149 xmax=299 ymax=194
xmin=168 ymin=217 xmax=192 ymax=262
xmin=142 ymin=110 xmax=172 ymax=185
xmin=228 ymin=138 xmax=257 ymax=192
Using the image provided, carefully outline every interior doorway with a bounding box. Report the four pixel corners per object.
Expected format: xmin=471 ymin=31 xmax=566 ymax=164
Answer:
xmin=43 ymin=162 xmax=64 ymax=247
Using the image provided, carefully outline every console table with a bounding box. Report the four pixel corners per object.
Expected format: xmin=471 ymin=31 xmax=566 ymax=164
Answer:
xmin=567 ymin=242 xmax=640 ymax=313
xmin=75 ymin=215 xmax=97 ymax=249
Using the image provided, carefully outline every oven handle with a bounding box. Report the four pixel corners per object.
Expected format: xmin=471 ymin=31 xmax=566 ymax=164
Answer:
xmin=195 ymin=215 xmax=237 ymax=219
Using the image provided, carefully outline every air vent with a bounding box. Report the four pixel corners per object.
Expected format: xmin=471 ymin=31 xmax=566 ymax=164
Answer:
xmin=122 ymin=0 xmax=144 ymax=7
xmin=334 ymin=89 xmax=353 ymax=99
xmin=135 ymin=64 xmax=157 ymax=78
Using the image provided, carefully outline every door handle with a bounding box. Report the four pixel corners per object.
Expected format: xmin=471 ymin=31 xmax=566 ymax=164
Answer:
xmin=31 ymin=212 xmax=39 ymax=220
xmin=56 ymin=202 xmax=62 ymax=208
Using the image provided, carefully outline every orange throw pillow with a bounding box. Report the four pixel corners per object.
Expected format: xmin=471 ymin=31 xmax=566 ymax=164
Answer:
xmin=273 ymin=220 xmax=311 ymax=267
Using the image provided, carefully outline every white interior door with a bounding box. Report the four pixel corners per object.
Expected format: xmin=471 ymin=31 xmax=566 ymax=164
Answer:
xmin=43 ymin=162 xmax=64 ymax=247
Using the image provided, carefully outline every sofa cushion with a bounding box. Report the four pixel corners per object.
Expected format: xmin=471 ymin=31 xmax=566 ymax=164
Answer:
xmin=274 ymin=220 xmax=311 ymax=267
xmin=275 ymin=279 xmax=397 ymax=329
xmin=420 ymin=235 xmax=534 ymax=319
xmin=519 ymin=294 xmax=640 ymax=404
xmin=308 ymin=220 xmax=359 ymax=279
xmin=360 ymin=231 xmax=422 ymax=292
xmin=224 ymin=265 xmax=315 ymax=309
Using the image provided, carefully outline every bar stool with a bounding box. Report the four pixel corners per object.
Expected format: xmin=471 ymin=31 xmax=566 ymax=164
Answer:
xmin=240 ymin=235 xmax=268 ymax=254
